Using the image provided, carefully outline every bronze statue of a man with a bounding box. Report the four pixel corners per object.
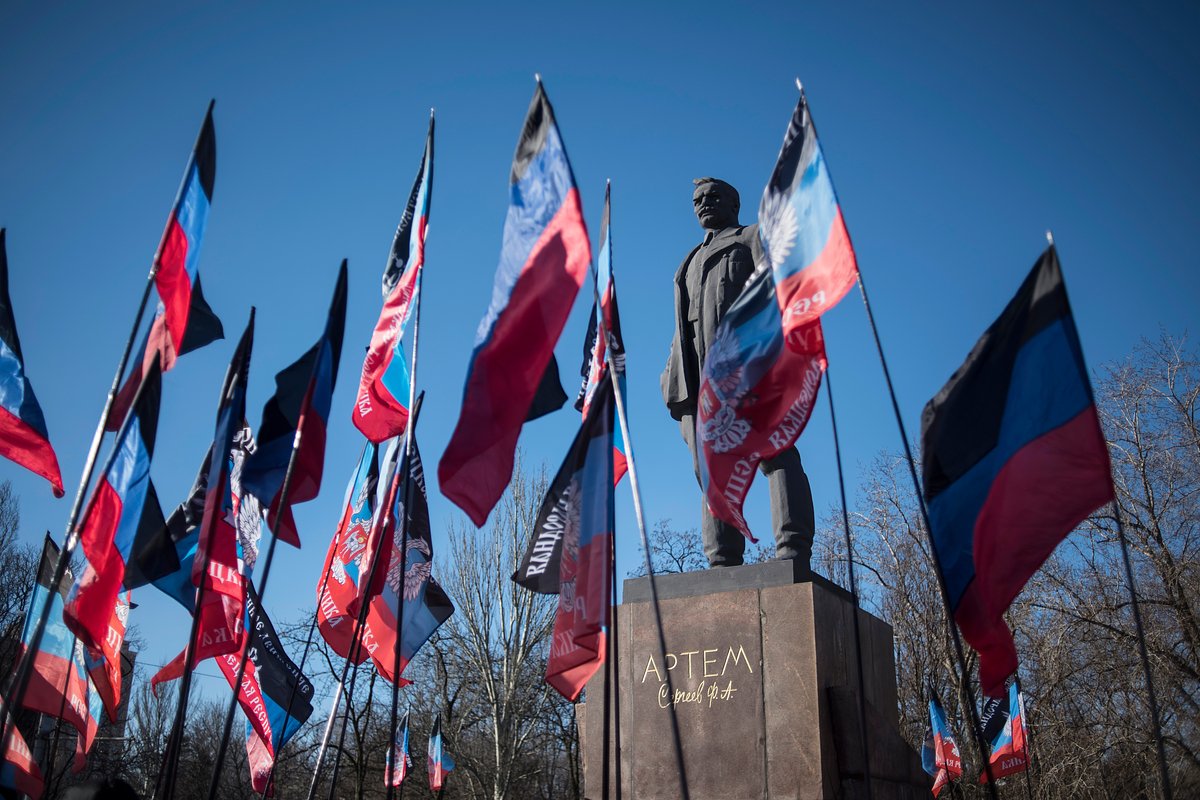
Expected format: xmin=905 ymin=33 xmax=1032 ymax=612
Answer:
xmin=661 ymin=178 xmax=816 ymax=569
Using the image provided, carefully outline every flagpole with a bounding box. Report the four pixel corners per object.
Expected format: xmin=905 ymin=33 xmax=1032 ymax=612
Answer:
xmin=824 ymin=367 xmax=874 ymax=800
xmin=589 ymin=185 xmax=690 ymax=800
xmin=327 ymin=661 xmax=377 ymax=799
xmin=852 ymin=253 xmax=1001 ymax=795
xmin=386 ymin=256 xmax=425 ymax=800
xmin=305 ymin=422 xmax=415 ymax=800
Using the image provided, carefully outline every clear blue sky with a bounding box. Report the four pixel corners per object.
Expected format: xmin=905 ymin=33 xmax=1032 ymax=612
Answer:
xmin=1 ymin=2 xmax=1197 ymax=691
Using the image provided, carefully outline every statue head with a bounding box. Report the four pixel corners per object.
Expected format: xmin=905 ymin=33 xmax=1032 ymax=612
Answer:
xmin=692 ymin=177 xmax=740 ymax=231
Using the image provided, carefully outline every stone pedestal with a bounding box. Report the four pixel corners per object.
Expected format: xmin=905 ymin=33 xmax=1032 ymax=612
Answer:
xmin=578 ymin=562 xmax=930 ymax=799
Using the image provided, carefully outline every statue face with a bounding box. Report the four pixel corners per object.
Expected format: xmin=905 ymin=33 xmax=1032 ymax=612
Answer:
xmin=693 ymin=182 xmax=739 ymax=231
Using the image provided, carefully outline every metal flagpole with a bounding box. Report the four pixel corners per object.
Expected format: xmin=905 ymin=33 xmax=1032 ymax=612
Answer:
xmin=824 ymin=367 xmax=874 ymax=800
xmin=1 ymin=101 xmax=216 ymax=759
xmin=588 ymin=186 xmax=690 ymax=799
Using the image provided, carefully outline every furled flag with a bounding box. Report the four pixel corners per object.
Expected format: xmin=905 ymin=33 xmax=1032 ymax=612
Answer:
xmin=428 ymin=713 xmax=455 ymax=792
xmin=353 ymin=117 xmax=433 ymax=443
xmin=0 ymin=229 xmax=64 ymax=496
xmin=0 ymin=697 xmax=43 ymax=800
xmin=439 ymin=81 xmax=591 ymax=526
xmin=922 ymin=690 xmax=962 ymax=797
xmin=63 ymin=360 xmax=164 ymax=656
xmin=697 ymin=88 xmax=858 ymax=538
xmin=514 ymin=374 xmax=615 ymax=700
xmin=19 ymin=536 xmax=92 ymax=747
xmin=574 ymin=184 xmax=627 ymax=485
xmin=364 ymin=434 xmax=455 ymax=684
xmin=108 ymin=103 xmax=225 ymax=430
xmin=980 ymin=682 xmax=1028 ymax=782
xmin=243 ymin=261 xmax=348 ymax=546
xmin=83 ymin=590 xmax=131 ymax=723
xmin=316 ymin=442 xmax=379 ymax=662
xmin=214 ymin=586 xmax=314 ymax=796
xmin=921 ymin=245 xmax=1114 ymax=696
xmin=385 ymin=711 xmax=412 ymax=788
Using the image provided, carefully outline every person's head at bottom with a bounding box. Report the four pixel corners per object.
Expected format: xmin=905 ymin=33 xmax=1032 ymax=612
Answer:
xmin=63 ymin=778 xmax=140 ymax=800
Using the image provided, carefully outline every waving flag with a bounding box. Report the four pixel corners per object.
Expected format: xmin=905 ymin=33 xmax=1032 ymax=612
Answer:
xmin=697 ymin=89 xmax=858 ymax=538
xmin=353 ymin=118 xmax=433 ymax=443
xmin=70 ymin=642 xmax=106 ymax=772
xmin=243 ymin=262 xmax=347 ymax=546
xmin=428 ymin=714 xmax=455 ymax=792
xmin=385 ymin=711 xmax=412 ymax=788
xmin=758 ymin=87 xmax=858 ymax=338
xmin=922 ymin=690 xmax=962 ymax=797
xmin=980 ymin=682 xmax=1028 ymax=782
xmin=439 ymin=81 xmax=591 ymax=526
xmin=20 ymin=536 xmax=92 ymax=744
xmin=365 ymin=435 xmax=455 ymax=684
xmin=84 ymin=590 xmax=131 ymax=723
xmin=0 ymin=229 xmax=64 ymax=496
xmin=922 ymin=246 xmax=1114 ymax=696
xmin=514 ymin=375 xmax=615 ymax=699
xmin=316 ymin=442 xmax=379 ymax=662
xmin=152 ymin=101 xmax=224 ymax=360
xmin=575 ymin=185 xmax=627 ymax=485
xmin=63 ymin=361 xmax=163 ymax=655
xmin=215 ymin=586 xmax=314 ymax=795
xmin=0 ymin=697 xmax=43 ymax=800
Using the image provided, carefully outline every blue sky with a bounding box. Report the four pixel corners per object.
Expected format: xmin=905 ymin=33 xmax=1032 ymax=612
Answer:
xmin=1 ymin=1 xmax=1198 ymax=692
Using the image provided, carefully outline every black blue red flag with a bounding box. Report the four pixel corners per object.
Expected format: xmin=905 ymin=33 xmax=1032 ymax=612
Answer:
xmin=697 ymin=89 xmax=857 ymax=538
xmin=385 ymin=710 xmax=412 ymax=788
xmin=363 ymin=434 xmax=455 ymax=685
xmin=922 ymin=245 xmax=1114 ymax=696
xmin=0 ymin=697 xmax=43 ymax=799
xmin=439 ymin=82 xmax=591 ymax=526
xmin=20 ymin=537 xmax=92 ymax=745
xmin=152 ymin=101 xmax=224 ymax=361
xmin=243 ymin=261 xmax=347 ymax=546
xmin=980 ymin=682 xmax=1028 ymax=782
xmin=214 ymin=586 xmax=314 ymax=795
xmin=353 ymin=118 xmax=433 ymax=443
xmin=0 ymin=229 xmax=64 ymax=497
xmin=575 ymin=185 xmax=627 ymax=486
xmin=316 ymin=442 xmax=379 ymax=663
xmin=63 ymin=360 xmax=163 ymax=657
xmin=427 ymin=713 xmax=455 ymax=792
xmin=83 ymin=590 xmax=131 ymax=723
xmin=514 ymin=375 xmax=615 ymax=700
xmin=922 ymin=689 xmax=962 ymax=797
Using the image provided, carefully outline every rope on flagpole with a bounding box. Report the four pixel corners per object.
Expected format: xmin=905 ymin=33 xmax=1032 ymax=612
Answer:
xmin=824 ymin=367 xmax=874 ymax=800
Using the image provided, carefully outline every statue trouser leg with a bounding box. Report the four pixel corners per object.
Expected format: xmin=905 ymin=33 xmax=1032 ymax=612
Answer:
xmin=680 ymin=415 xmax=746 ymax=567
xmin=759 ymin=447 xmax=815 ymax=570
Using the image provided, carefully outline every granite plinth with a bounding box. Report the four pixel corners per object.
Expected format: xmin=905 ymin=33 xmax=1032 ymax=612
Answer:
xmin=579 ymin=562 xmax=929 ymax=799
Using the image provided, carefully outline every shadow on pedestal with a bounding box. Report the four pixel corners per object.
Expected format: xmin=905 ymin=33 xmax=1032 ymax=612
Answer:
xmin=578 ymin=561 xmax=931 ymax=800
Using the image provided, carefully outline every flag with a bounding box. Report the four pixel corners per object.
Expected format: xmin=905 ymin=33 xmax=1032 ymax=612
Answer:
xmin=0 ymin=229 xmax=64 ymax=496
xmin=574 ymin=185 xmax=627 ymax=485
xmin=921 ymin=245 xmax=1114 ymax=696
xmin=83 ymin=590 xmax=131 ymax=723
xmin=365 ymin=435 xmax=454 ymax=684
xmin=922 ymin=690 xmax=962 ymax=797
xmin=758 ymin=88 xmax=858 ymax=338
xmin=19 ymin=536 xmax=92 ymax=744
xmin=242 ymin=261 xmax=348 ymax=546
xmin=439 ymin=82 xmax=591 ymax=526
xmin=980 ymin=682 xmax=1028 ymax=782
xmin=216 ymin=586 xmax=314 ymax=795
xmin=427 ymin=713 xmax=455 ymax=792
xmin=353 ymin=117 xmax=433 ymax=443
xmin=0 ymin=697 xmax=44 ymax=799
xmin=385 ymin=711 xmax=412 ymax=788
xmin=69 ymin=641 xmax=106 ymax=772
xmin=152 ymin=101 xmax=224 ymax=361
xmin=697 ymin=89 xmax=859 ymax=537
xmin=514 ymin=375 xmax=615 ymax=700
xmin=63 ymin=361 xmax=163 ymax=656
xmin=316 ymin=442 xmax=379 ymax=663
